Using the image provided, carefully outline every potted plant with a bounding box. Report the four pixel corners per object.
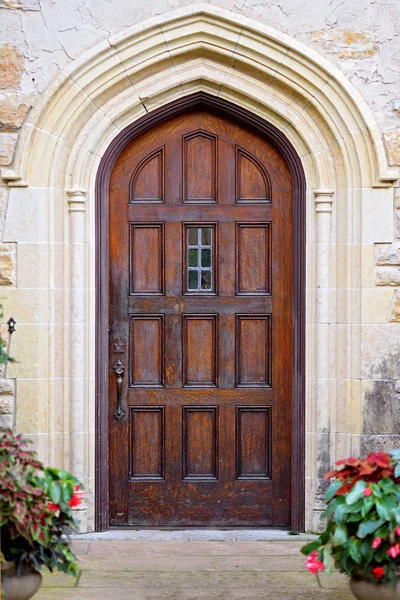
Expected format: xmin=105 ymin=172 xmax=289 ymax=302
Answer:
xmin=301 ymin=450 xmax=400 ymax=599
xmin=0 ymin=429 xmax=83 ymax=600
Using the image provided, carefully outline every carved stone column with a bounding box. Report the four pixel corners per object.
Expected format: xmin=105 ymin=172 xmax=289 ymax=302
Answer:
xmin=312 ymin=189 xmax=334 ymax=532
xmin=67 ymin=189 xmax=87 ymax=532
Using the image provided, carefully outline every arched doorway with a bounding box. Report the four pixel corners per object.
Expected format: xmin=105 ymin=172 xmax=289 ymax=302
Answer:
xmin=96 ymin=93 xmax=306 ymax=529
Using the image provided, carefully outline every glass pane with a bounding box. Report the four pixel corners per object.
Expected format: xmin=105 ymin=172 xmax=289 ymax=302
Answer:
xmin=200 ymin=270 xmax=211 ymax=289
xmin=188 ymin=270 xmax=198 ymax=290
xmin=201 ymin=248 xmax=211 ymax=268
xmin=188 ymin=228 xmax=198 ymax=245
xmin=188 ymin=249 xmax=198 ymax=267
xmin=201 ymin=228 xmax=212 ymax=245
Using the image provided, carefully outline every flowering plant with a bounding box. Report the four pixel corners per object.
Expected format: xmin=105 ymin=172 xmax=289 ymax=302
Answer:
xmin=301 ymin=450 xmax=400 ymax=588
xmin=0 ymin=429 xmax=83 ymax=578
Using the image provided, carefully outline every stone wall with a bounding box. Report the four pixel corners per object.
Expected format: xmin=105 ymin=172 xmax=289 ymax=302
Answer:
xmin=0 ymin=0 xmax=399 ymax=531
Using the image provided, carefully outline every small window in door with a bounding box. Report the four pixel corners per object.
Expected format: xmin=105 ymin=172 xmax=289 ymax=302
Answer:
xmin=184 ymin=224 xmax=216 ymax=294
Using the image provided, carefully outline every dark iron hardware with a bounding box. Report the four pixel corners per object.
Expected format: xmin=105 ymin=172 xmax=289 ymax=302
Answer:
xmin=113 ymin=359 xmax=125 ymax=420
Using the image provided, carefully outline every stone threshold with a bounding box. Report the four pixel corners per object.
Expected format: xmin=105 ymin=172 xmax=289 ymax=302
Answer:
xmin=71 ymin=528 xmax=316 ymax=542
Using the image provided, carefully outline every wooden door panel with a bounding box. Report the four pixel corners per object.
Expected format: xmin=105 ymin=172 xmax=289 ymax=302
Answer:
xmin=183 ymin=315 xmax=218 ymax=387
xmin=129 ymin=315 xmax=164 ymax=387
xmin=182 ymin=406 xmax=218 ymax=480
xmin=130 ymin=407 xmax=164 ymax=480
xmin=109 ymin=109 xmax=293 ymax=526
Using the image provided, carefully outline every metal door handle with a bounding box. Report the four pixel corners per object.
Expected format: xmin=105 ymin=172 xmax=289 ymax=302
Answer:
xmin=113 ymin=359 xmax=125 ymax=420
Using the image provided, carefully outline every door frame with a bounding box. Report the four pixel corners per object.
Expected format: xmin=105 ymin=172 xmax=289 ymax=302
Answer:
xmin=95 ymin=92 xmax=306 ymax=531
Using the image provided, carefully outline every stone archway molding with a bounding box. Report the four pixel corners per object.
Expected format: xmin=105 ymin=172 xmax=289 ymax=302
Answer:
xmin=2 ymin=4 xmax=398 ymax=533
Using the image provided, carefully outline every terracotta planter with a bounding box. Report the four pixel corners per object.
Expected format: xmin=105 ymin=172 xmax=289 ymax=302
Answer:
xmin=350 ymin=577 xmax=400 ymax=600
xmin=1 ymin=561 xmax=42 ymax=600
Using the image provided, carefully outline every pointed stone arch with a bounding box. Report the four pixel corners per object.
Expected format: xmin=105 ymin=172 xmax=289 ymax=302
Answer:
xmin=2 ymin=4 xmax=398 ymax=532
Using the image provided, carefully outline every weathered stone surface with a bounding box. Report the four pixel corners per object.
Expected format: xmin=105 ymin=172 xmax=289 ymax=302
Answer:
xmin=376 ymin=270 xmax=400 ymax=286
xmin=361 ymin=435 xmax=400 ymax=455
xmin=0 ymin=413 xmax=13 ymax=429
xmin=389 ymin=289 xmax=400 ymax=323
xmin=396 ymin=210 xmax=400 ymax=239
xmin=0 ymin=133 xmax=17 ymax=165
xmin=376 ymin=244 xmax=400 ymax=266
xmin=0 ymin=0 xmax=40 ymax=8
xmin=384 ymin=132 xmax=400 ymax=167
xmin=0 ymin=46 xmax=24 ymax=90
xmin=0 ymin=396 xmax=13 ymax=414
xmin=0 ymin=96 xmax=29 ymax=130
xmin=362 ymin=380 xmax=396 ymax=435
xmin=0 ymin=243 xmax=15 ymax=285
xmin=0 ymin=379 xmax=13 ymax=394
xmin=310 ymin=29 xmax=377 ymax=59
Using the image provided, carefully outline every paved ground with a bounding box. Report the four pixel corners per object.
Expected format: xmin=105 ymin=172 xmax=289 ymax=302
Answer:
xmin=34 ymin=538 xmax=355 ymax=599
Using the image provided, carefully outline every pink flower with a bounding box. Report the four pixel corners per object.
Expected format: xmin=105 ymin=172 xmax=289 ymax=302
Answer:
xmin=372 ymin=538 xmax=382 ymax=549
xmin=47 ymin=502 xmax=60 ymax=512
xmin=396 ymin=527 xmax=400 ymax=537
xmin=387 ymin=544 xmax=400 ymax=559
xmin=305 ymin=552 xmax=325 ymax=575
xmin=372 ymin=567 xmax=385 ymax=579
xmin=306 ymin=559 xmax=325 ymax=574
xmin=363 ymin=487 xmax=373 ymax=497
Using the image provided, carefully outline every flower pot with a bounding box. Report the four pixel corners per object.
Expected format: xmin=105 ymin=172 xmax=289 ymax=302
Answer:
xmin=1 ymin=561 xmax=42 ymax=600
xmin=350 ymin=576 xmax=400 ymax=600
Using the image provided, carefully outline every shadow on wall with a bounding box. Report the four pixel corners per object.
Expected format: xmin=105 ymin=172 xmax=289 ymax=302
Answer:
xmin=362 ymin=349 xmax=400 ymax=454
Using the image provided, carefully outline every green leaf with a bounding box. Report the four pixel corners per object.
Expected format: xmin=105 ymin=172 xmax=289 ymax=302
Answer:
xmin=322 ymin=495 xmax=345 ymax=517
xmin=357 ymin=519 xmax=385 ymax=539
xmin=349 ymin=538 xmax=362 ymax=564
xmin=361 ymin=496 xmax=375 ymax=518
xmin=376 ymin=497 xmax=395 ymax=521
xmin=379 ymin=478 xmax=397 ymax=494
xmin=332 ymin=524 xmax=348 ymax=547
xmin=323 ymin=544 xmax=332 ymax=575
xmin=49 ymin=481 xmax=61 ymax=504
xmin=345 ymin=480 xmax=366 ymax=505
xmin=300 ymin=540 xmax=321 ymax=556
xmin=370 ymin=483 xmax=382 ymax=498
xmin=361 ymin=540 xmax=373 ymax=562
xmin=335 ymin=503 xmax=350 ymax=525
xmin=395 ymin=463 xmax=400 ymax=478
xmin=324 ymin=481 xmax=343 ymax=503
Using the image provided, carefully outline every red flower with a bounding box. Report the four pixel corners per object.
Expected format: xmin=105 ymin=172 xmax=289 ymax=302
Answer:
xmin=363 ymin=487 xmax=373 ymax=497
xmin=387 ymin=544 xmax=400 ymax=559
xmin=372 ymin=538 xmax=382 ymax=549
xmin=47 ymin=502 xmax=60 ymax=512
xmin=68 ymin=494 xmax=81 ymax=508
xmin=396 ymin=527 xmax=400 ymax=537
xmin=372 ymin=567 xmax=385 ymax=579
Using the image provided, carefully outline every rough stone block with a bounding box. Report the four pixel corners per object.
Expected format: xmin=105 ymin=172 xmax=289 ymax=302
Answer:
xmin=0 ymin=47 xmax=24 ymax=90
xmin=0 ymin=413 xmax=13 ymax=429
xmin=384 ymin=132 xmax=400 ymax=167
xmin=311 ymin=29 xmax=377 ymax=59
xmin=389 ymin=290 xmax=400 ymax=323
xmin=0 ymin=0 xmax=40 ymax=8
xmin=376 ymin=270 xmax=400 ymax=286
xmin=0 ymin=96 xmax=29 ymax=131
xmin=0 ymin=243 xmax=15 ymax=285
xmin=361 ymin=435 xmax=400 ymax=455
xmin=362 ymin=380 xmax=395 ymax=435
xmin=396 ymin=211 xmax=400 ymax=239
xmin=0 ymin=395 xmax=13 ymax=414
xmin=376 ymin=244 xmax=400 ymax=266
xmin=0 ymin=379 xmax=13 ymax=394
xmin=0 ymin=133 xmax=17 ymax=165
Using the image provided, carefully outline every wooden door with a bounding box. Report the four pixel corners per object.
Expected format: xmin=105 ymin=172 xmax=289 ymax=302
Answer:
xmin=108 ymin=109 xmax=293 ymax=526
